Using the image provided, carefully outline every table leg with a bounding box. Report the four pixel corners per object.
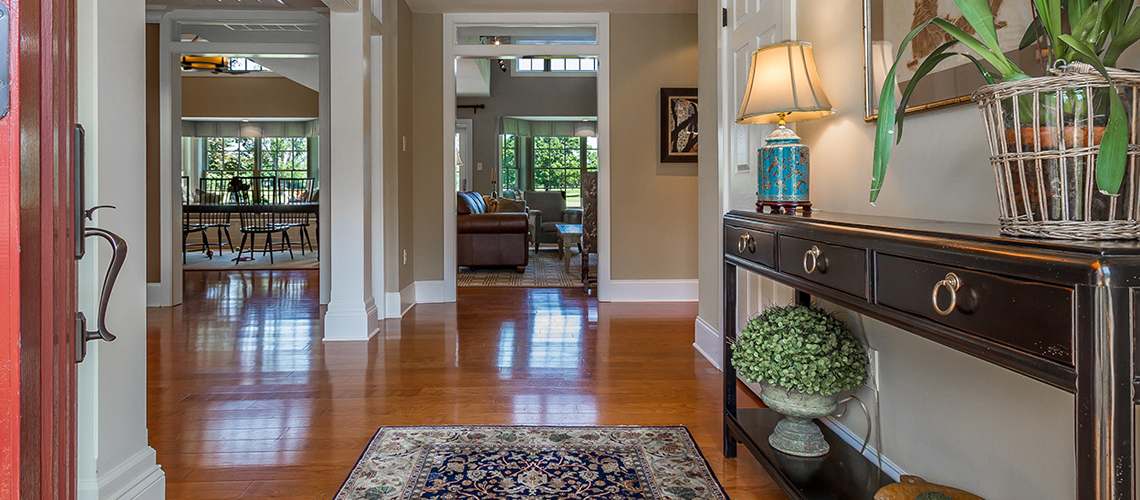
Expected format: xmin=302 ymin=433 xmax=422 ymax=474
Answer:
xmin=563 ymin=236 xmax=572 ymax=273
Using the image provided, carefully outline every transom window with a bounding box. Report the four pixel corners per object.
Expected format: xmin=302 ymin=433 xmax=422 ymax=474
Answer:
xmin=516 ymin=57 xmax=597 ymax=74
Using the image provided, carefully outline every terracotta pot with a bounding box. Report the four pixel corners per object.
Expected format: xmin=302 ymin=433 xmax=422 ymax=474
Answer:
xmin=1002 ymin=126 xmax=1106 ymax=149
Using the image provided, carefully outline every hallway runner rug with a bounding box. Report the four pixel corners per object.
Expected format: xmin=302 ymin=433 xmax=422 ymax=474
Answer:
xmin=335 ymin=425 xmax=728 ymax=500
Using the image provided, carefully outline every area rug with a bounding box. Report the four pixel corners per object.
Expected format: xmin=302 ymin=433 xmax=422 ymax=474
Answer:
xmin=182 ymin=246 xmax=319 ymax=271
xmin=335 ymin=425 xmax=727 ymax=500
xmin=458 ymin=249 xmax=598 ymax=288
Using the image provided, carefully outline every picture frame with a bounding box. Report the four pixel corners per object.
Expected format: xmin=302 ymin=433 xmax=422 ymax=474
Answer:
xmin=660 ymin=88 xmax=698 ymax=163
xmin=863 ymin=0 xmax=1043 ymax=121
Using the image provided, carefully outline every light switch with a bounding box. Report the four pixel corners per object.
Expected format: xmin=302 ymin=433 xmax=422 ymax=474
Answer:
xmin=477 ymin=162 xmax=483 ymax=171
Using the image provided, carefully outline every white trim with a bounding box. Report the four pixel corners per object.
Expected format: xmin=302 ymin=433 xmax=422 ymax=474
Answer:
xmin=78 ymin=447 xmax=165 ymax=500
xmin=608 ymin=279 xmax=698 ymax=302
xmin=693 ymin=316 xmax=721 ymax=370
xmin=415 ymin=280 xmax=452 ymax=304
xmin=322 ymin=299 xmax=380 ymax=341
xmin=443 ymin=13 xmax=611 ymax=303
xmin=384 ymin=283 xmax=416 ymax=318
xmin=145 ymin=283 xmax=163 ymax=308
xmin=819 ymin=416 xmax=906 ymax=482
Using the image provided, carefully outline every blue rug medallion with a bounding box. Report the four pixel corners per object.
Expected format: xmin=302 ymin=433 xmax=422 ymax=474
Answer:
xmin=335 ymin=426 xmax=728 ymax=500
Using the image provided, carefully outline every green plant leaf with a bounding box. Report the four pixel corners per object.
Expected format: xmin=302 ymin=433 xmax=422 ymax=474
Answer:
xmin=1020 ymin=14 xmax=1047 ymax=50
xmin=953 ymin=0 xmax=1003 ymax=56
xmin=1060 ymin=34 xmax=1130 ymax=194
xmin=895 ymin=41 xmax=964 ymax=141
xmin=1105 ymin=6 xmax=1140 ymax=65
xmin=1032 ymin=0 xmax=1064 ymax=58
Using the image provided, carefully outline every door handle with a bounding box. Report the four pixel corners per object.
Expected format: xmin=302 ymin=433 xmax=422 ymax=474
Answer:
xmin=75 ymin=225 xmax=127 ymax=363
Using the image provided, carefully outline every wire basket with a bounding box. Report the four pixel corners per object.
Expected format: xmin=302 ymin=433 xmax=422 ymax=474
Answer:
xmin=972 ymin=63 xmax=1140 ymax=240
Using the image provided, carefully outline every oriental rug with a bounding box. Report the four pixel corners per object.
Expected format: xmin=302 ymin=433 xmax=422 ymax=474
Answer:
xmin=335 ymin=425 xmax=728 ymax=500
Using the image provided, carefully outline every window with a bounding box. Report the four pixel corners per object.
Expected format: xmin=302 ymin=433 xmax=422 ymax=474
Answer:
xmin=500 ymin=134 xmax=519 ymax=192
xmin=227 ymin=57 xmax=266 ymax=72
xmin=204 ymin=137 xmax=310 ymax=181
xmin=533 ymin=136 xmax=598 ymax=207
xmin=515 ymin=57 xmax=597 ymax=74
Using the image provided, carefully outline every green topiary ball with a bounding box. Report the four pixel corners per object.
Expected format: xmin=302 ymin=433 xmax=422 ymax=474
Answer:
xmin=730 ymin=304 xmax=869 ymax=396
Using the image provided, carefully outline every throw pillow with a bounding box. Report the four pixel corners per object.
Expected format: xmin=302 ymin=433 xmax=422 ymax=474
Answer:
xmin=483 ymin=195 xmax=499 ymax=213
xmin=494 ymin=198 xmax=527 ymax=213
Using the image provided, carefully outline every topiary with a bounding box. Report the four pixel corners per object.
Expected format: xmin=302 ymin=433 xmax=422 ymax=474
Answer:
xmin=730 ymin=304 xmax=868 ymax=396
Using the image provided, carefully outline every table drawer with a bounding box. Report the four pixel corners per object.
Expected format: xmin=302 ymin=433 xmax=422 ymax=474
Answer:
xmin=778 ymin=236 xmax=866 ymax=298
xmin=725 ymin=225 xmax=775 ymax=269
xmin=875 ymin=254 xmax=1073 ymax=365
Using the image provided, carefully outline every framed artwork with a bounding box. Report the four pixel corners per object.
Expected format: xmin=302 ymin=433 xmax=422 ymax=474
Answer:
xmin=661 ymin=88 xmax=698 ymax=163
xmin=864 ymin=0 xmax=1044 ymax=121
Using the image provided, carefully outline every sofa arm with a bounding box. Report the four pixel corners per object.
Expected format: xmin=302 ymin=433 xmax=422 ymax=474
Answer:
xmin=457 ymin=213 xmax=529 ymax=234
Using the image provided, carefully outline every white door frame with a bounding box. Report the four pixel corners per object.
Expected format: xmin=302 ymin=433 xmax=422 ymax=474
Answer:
xmin=442 ymin=13 xmax=611 ymax=301
xmin=156 ymin=9 xmax=331 ymax=307
xmin=456 ymin=118 xmax=473 ymax=192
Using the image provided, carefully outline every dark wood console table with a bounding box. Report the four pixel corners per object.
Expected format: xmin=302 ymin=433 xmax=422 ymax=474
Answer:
xmin=723 ymin=211 xmax=1139 ymax=500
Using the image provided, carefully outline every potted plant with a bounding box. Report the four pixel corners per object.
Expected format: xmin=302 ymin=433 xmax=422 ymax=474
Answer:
xmin=873 ymin=0 xmax=1140 ymax=239
xmin=730 ymin=304 xmax=869 ymax=457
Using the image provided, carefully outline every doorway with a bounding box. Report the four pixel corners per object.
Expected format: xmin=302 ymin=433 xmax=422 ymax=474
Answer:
xmin=442 ymin=13 xmax=612 ymax=301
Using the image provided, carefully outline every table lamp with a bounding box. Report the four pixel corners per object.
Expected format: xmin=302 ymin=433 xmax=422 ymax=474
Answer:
xmin=736 ymin=41 xmax=835 ymax=215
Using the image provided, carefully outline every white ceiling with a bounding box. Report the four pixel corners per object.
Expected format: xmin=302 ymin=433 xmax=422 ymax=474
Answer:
xmin=404 ymin=0 xmax=696 ymax=13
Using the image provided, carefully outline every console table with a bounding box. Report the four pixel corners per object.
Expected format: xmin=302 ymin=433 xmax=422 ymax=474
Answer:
xmin=722 ymin=211 xmax=1138 ymax=500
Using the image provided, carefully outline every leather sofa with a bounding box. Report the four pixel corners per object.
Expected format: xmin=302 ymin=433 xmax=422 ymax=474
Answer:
xmin=457 ymin=191 xmax=529 ymax=273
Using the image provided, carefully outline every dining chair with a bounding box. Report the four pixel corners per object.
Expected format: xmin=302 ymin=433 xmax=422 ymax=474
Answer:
xmin=276 ymin=177 xmax=316 ymax=257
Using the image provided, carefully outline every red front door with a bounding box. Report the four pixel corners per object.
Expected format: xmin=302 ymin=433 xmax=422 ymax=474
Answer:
xmin=1 ymin=0 xmax=79 ymax=496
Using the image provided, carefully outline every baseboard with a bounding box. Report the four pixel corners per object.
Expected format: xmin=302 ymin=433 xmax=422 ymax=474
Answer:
xmin=608 ymin=279 xmax=698 ymax=302
xmin=819 ymin=415 xmax=906 ymax=481
xmin=323 ymin=299 xmax=380 ymax=341
xmin=400 ymin=282 xmax=416 ymax=314
xmin=78 ymin=447 xmax=165 ymax=500
xmin=415 ymin=280 xmax=452 ymax=304
xmin=693 ymin=316 xmax=721 ymax=370
xmin=383 ymin=283 xmax=417 ymax=318
xmin=145 ymin=283 xmax=163 ymax=308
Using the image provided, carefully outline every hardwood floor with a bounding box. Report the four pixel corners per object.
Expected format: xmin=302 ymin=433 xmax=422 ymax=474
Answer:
xmin=147 ymin=270 xmax=786 ymax=499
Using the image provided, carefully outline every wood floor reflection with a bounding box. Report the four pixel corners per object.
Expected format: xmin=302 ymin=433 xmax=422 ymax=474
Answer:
xmin=148 ymin=270 xmax=785 ymax=499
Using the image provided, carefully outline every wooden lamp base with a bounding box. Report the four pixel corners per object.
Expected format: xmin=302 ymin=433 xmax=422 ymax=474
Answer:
xmin=757 ymin=200 xmax=812 ymax=215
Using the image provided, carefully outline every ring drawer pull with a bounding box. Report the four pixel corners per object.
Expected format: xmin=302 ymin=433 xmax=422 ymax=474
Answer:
xmin=737 ymin=233 xmax=756 ymax=254
xmin=803 ymin=246 xmax=822 ymax=274
xmin=932 ymin=272 xmax=962 ymax=316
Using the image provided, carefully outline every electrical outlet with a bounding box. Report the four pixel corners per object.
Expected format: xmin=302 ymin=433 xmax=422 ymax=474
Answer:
xmin=867 ymin=348 xmax=880 ymax=392
xmin=403 ymin=249 xmax=407 ymax=265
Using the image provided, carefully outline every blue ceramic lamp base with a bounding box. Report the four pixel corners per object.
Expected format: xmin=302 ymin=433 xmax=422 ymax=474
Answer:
xmin=757 ymin=124 xmax=811 ymax=216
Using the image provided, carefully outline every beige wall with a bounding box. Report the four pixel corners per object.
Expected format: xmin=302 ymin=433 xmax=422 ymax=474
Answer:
xmin=146 ymin=24 xmax=161 ymax=283
xmin=396 ymin=0 xmax=415 ymax=290
xmin=609 ymin=13 xmax=699 ymax=280
xmin=457 ymin=70 xmax=596 ymax=194
xmin=794 ymin=1 xmax=1075 ymax=497
xmin=411 ymin=13 xmax=445 ymax=282
xmin=181 ymin=75 xmax=318 ymax=118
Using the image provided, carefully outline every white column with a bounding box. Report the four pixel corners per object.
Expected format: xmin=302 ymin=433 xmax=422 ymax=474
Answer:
xmin=324 ymin=3 xmax=380 ymax=341
xmin=77 ymin=0 xmax=165 ymax=497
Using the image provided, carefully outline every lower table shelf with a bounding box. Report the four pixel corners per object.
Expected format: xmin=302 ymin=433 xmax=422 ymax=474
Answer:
xmin=726 ymin=408 xmax=893 ymax=500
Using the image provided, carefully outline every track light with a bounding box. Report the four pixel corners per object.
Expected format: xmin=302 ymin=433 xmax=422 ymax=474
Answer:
xmin=499 ymin=59 xmax=508 ymax=73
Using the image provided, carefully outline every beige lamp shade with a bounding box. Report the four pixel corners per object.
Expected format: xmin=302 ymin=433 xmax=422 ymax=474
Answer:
xmin=736 ymin=41 xmax=835 ymax=125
